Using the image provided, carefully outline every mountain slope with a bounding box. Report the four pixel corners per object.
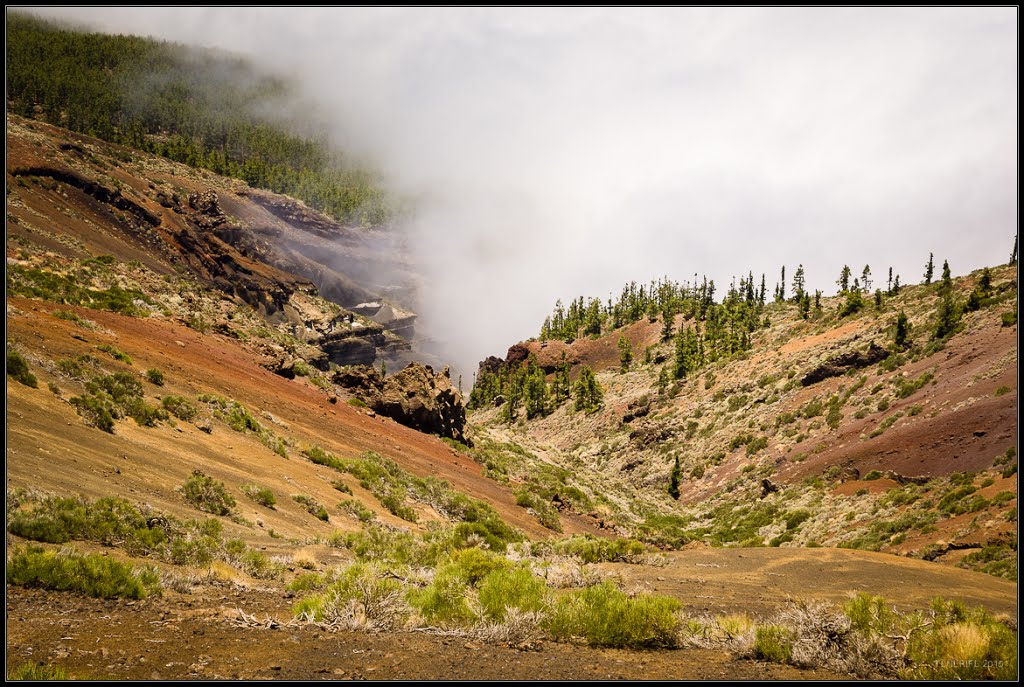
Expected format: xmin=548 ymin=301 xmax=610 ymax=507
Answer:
xmin=466 ymin=262 xmax=1018 ymax=576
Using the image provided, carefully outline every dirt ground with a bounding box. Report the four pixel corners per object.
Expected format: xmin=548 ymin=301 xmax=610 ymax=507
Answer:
xmin=6 ymin=585 xmax=845 ymax=681
xmin=7 ymin=541 xmax=1015 ymax=681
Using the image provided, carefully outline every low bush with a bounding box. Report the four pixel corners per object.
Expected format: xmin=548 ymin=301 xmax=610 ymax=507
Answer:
xmin=180 ymin=471 xmax=235 ymax=516
xmin=546 ymin=580 xmax=681 ymax=648
xmin=754 ymin=624 xmax=795 ymax=663
xmin=7 ymin=348 xmax=38 ymax=388
xmin=7 ymin=545 xmax=160 ymax=599
xmin=339 ymin=499 xmax=375 ymax=522
xmin=293 ymin=494 xmax=329 ymax=522
xmin=161 ymin=395 xmax=198 ymax=421
xmin=478 ymin=566 xmax=547 ymax=621
xmin=532 ymin=535 xmax=646 ymax=564
xmin=292 ymin=562 xmax=409 ymax=631
xmin=240 ymin=483 xmax=276 ymax=508
xmin=96 ymin=344 xmax=131 ymax=364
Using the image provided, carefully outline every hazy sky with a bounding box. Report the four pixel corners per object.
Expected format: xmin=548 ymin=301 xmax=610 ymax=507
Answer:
xmin=25 ymin=8 xmax=1018 ymax=374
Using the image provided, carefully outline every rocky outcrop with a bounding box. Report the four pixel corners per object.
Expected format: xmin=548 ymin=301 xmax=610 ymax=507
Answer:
xmin=333 ymin=362 xmax=468 ymax=444
xmin=801 ymin=342 xmax=889 ymax=386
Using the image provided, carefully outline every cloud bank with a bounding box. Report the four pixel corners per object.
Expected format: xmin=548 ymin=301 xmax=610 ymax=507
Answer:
xmin=27 ymin=7 xmax=1018 ymax=374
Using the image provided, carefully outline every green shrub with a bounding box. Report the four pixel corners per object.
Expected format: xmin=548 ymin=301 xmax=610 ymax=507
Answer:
xmin=754 ymin=624 xmax=795 ymax=663
xmin=534 ymin=535 xmax=646 ymax=564
xmin=6 ymin=348 xmax=38 ymax=388
xmin=894 ymin=371 xmax=934 ymax=399
xmin=161 ymin=395 xmax=198 ymax=421
xmin=745 ymin=436 xmax=769 ymax=456
xmin=994 ymin=385 xmax=1011 ymax=397
xmin=337 ymin=525 xmax=426 ymax=567
xmin=863 ymin=470 xmax=882 ymax=481
xmin=904 ymin=598 xmax=1017 ymax=680
xmin=514 ymin=487 xmax=561 ymax=531
xmin=204 ymin=397 xmax=286 ymax=456
xmin=292 ymin=494 xmax=329 ymax=522
xmin=338 ymin=499 xmax=375 ymax=523
xmin=292 ymin=562 xmax=408 ymax=630
xmin=1000 ymin=311 xmax=1017 ymax=327
xmin=96 ymin=343 xmax=131 ymax=364
xmin=825 ymin=396 xmax=842 ymax=430
xmin=346 ymin=397 xmax=368 ymax=408
xmin=53 ymin=308 xmax=95 ymax=330
xmin=180 ymin=471 xmax=235 ymax=516
xmin=784 ymin=509 xmax=811 ymax=530
xmin=409 ymin=565 xmax=476 ymax=624
xmin=478 ymin=566 xmax=547 ymax=621
xmin=69 ymin=394 xmax=115 ymax=432
xmin=546 ymin=581 xmax=681 ymax=648
xmin=7 ymin=545 xmax=160 ymax=599
xmin=145 ymin=368 xmax=165 ymax=385
xmin=331 ymin=480 xmax=353 ymax=495
xmin=240 ymin=483 xmax=275 ymax=508
xmin=960 ymin=543 xmax=1017 ymax=581
xmin=69 ymin=371 xmax=167 ymax=430
xmin=798 ymin=397 xmax=823 ymax=419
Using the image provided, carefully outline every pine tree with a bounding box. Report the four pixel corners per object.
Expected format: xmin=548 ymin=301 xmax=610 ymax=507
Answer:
xmin=523 ymin=358 xmax=550 ymax=419
xmin=887 ymin=267 xmax=893 ymax=294
xmin=573 ymin=365 xmax=603 ymax=413
xmin=1012 ymin=234 xmax=1018 ymax=265
xmin=814 ymin=290 xmax=822 ymax=313
xmin=892 ymin=274 xmax=901 ymax=294
xmin=838 ymin=288 xmax=865 ymax=318
xmin=777 ymin=265 xmax=786 ymax=302
xmin=759 ymin=274 xmax=767 ymax=306
xmin=791 ymin=264 xmax=806 ymax=303
xmin=799 ymin=292 xmax=811 ymax=319
xmin=939 ymin=259 xmax=952 ymax=295
xmin=933 ymin=290 xmax=961 ymax=340
xmin=551 ymin=355 xmax=571 ymax=405
xmin=894 ymin=311 xmax=910 ymax=349
xmin=979 ymin=267 xmax=992 ymax=295
xmin=660 ymin=305 xmax=674 ymax=341
xmin=874 ymin=289 xmax=883 ymax=310
xmin=617 ymin=334 xmax=633 ymax=372
xmin=924 ymin=253 xmax=935 ymax=285
xmin=837 ymin=265 xmax=851 ymax=293
xmin=668 ymin=455 xmax=681 ymax=500
xmin=861 ymin=265 xmax=872 ymax=292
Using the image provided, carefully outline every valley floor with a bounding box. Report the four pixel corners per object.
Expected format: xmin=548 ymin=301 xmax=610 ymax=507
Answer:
xmin=6 ymin=543 xmax=1013 ymax=680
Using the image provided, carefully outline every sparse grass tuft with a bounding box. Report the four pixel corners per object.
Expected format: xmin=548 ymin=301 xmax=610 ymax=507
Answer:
xmin=8 ymin=662 xmax=72 ymax=680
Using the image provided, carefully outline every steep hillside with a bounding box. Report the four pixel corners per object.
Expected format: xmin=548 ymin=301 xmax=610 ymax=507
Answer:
xmin=467 ymin=263 xmax=1018 ymax=578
